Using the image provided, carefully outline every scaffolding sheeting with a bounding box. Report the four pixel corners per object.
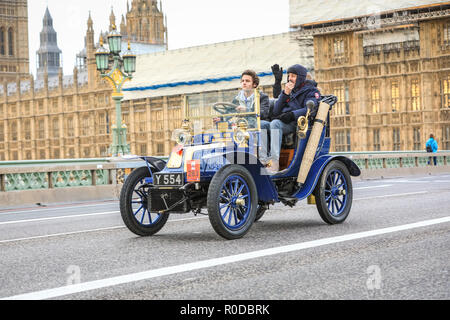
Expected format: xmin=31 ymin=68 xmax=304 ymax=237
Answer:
xmin=289 ymin=0 xmax=448 ymax=27
xmin=123 ymin=32 xmax=313 ymax=100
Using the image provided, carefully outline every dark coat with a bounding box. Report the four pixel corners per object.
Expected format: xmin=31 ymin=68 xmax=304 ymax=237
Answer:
xmin=259 ymin=92 xmax=271 ymax=121
xmin=273 ymin=80 xmax=321 ymax=119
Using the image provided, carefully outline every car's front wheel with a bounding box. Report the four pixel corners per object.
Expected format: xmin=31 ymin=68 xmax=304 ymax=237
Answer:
xmin=120 ymin=167 xmax=170 ymax=236
xmin=207 ymin=165 xmax=258 ymax=240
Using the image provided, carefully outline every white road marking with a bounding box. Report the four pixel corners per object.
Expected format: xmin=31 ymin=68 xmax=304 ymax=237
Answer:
xmin=0 ymin=226 xmax=126 ymax=244
xmin=0 ymin=211 xmax=119 ymax=226
xmin=3 ymin=216 xmax=449 ymax=300
xmin=354 ymin=184 xmax=392 ymax=190
xmin=0 ymin=190 xmax=433 ymax=238
xmin=0 ymin=216 xmax=208 ymax=244
xmin=1 ymin=188 xmax=433 ymax=226
xmin=0 ymin=212 xmax=206 ymax=227
xmin=388 ymin=180 xmax=448 ymax=184
xmin=355 ymin=191 xmax=428 ymax=201
xmin=0 ymin=202 xmax=118 ymax=216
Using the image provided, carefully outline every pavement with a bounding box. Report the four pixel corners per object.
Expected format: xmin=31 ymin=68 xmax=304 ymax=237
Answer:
xmin=0 ymin=173 xmax=449 ymax=301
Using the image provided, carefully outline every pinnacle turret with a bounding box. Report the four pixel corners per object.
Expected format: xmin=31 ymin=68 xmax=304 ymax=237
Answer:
xmin=36 ymin=7 xmax=62 ymax=79
xmin=109 ymin=7 xmax=116 ymax=31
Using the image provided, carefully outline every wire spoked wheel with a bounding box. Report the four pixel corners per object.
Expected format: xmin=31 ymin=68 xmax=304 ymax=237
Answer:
xmin=207 ymin=165 xmax=257 ymax=240
xmin=314 ymin=160 xmax=353 ymax=224
xmin=120 ymin=167 xmax=169 ymax=236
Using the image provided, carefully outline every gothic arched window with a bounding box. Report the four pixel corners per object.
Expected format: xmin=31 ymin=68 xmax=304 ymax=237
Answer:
xmin=0 ymin=27 xmax=5 ymax=55
xmin=8 ymin=28 xmax=13 ymax=56
xmin=156 ymin=21 xmax=160 ymax=41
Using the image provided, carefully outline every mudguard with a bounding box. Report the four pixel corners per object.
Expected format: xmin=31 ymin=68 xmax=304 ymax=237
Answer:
xmin=140 ymin=156 xmax=167 ymax=172
xmin=138 ymin=156 xmax=167 ymax=184
xmin=293 ymin=155 xmax=361 ymax=201
xmin=207 ymin=151 xmax=280 ymax=203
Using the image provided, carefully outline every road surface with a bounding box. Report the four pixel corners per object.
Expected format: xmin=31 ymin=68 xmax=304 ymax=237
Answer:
xmin=0 ymin=173 xmax=449 ymax=301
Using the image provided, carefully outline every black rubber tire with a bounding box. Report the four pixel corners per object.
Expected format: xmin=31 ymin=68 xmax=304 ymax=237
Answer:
xmin=254 ymin=205 xmax=267 ymax=222
xmin=120 ymin=166 xmax=170 ymax=236
xmin=207 ymin=165 xmax=258 ymax=240
xmin=314 ymin=160 xmax=353 ymax=225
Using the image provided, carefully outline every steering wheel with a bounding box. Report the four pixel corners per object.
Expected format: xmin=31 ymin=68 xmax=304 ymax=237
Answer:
xmin=213 ymin=102 xmax=239 ymax=115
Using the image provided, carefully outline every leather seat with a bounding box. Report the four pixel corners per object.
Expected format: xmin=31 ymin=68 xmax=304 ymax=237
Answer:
xmin=282 ymin=133 xmax=296 ymax=149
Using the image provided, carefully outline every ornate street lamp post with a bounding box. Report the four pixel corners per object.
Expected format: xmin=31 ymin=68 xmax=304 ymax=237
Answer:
xmin=95 ymin=25 xmax=136 ymax=157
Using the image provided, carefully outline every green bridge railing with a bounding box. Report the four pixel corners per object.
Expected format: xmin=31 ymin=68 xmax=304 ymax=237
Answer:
xmin=0 ymin=152 xmax=448 ymax=193
xmin=332 ymin=151 xmax=449 ymax=171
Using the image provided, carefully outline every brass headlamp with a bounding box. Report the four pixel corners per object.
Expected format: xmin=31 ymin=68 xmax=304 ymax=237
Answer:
xmin=233 ymin=119 xmax=250 ymax=147
xmin=171 ymin=120 xmax=192 ymax=146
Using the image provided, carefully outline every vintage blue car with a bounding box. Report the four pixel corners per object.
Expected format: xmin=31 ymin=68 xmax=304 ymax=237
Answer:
xmin=120 ymin=89 xmax=361 ymax=239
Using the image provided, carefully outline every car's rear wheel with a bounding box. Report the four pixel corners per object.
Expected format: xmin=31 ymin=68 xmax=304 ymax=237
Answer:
xmin=120 ymin=167 xmax=170 ymax=236
xmin=314 ymin=160 xmax=353 ymax=225
xmin=207 ymin=165 xmax=258 ymax=240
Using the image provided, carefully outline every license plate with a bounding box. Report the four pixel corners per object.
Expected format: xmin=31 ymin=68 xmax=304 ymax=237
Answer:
xmin=154 ymin=173 xmax=184 ymax=187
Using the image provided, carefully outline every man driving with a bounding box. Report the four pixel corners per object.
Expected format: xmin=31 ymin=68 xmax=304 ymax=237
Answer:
xmin=214 ymin=70 xmax=270 ymax=129
xmin=233 ymin=70 xmax=269 ymax=116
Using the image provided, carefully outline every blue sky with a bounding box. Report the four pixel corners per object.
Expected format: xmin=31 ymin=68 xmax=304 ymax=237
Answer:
xmin=28 ymin=0 xmax=290 ymax=76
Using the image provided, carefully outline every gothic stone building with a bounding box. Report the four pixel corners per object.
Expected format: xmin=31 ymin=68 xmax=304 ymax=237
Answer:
xmin=36 ymin=7 xmax=62 ymax=80
xmin=0 ymin=30 xmax=310 ymax=161
xmin=0 ymin=0 xmax=313 ymax=161
xmin=121 ymin=0 xmax=168 ymax=46
xmin=0 ymin=0 xmax=168 ymax=161
xmin=0 ymin=0 xmax=29 ymax=83
xmin=291 ymin=1 xmax=450 ymax=152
